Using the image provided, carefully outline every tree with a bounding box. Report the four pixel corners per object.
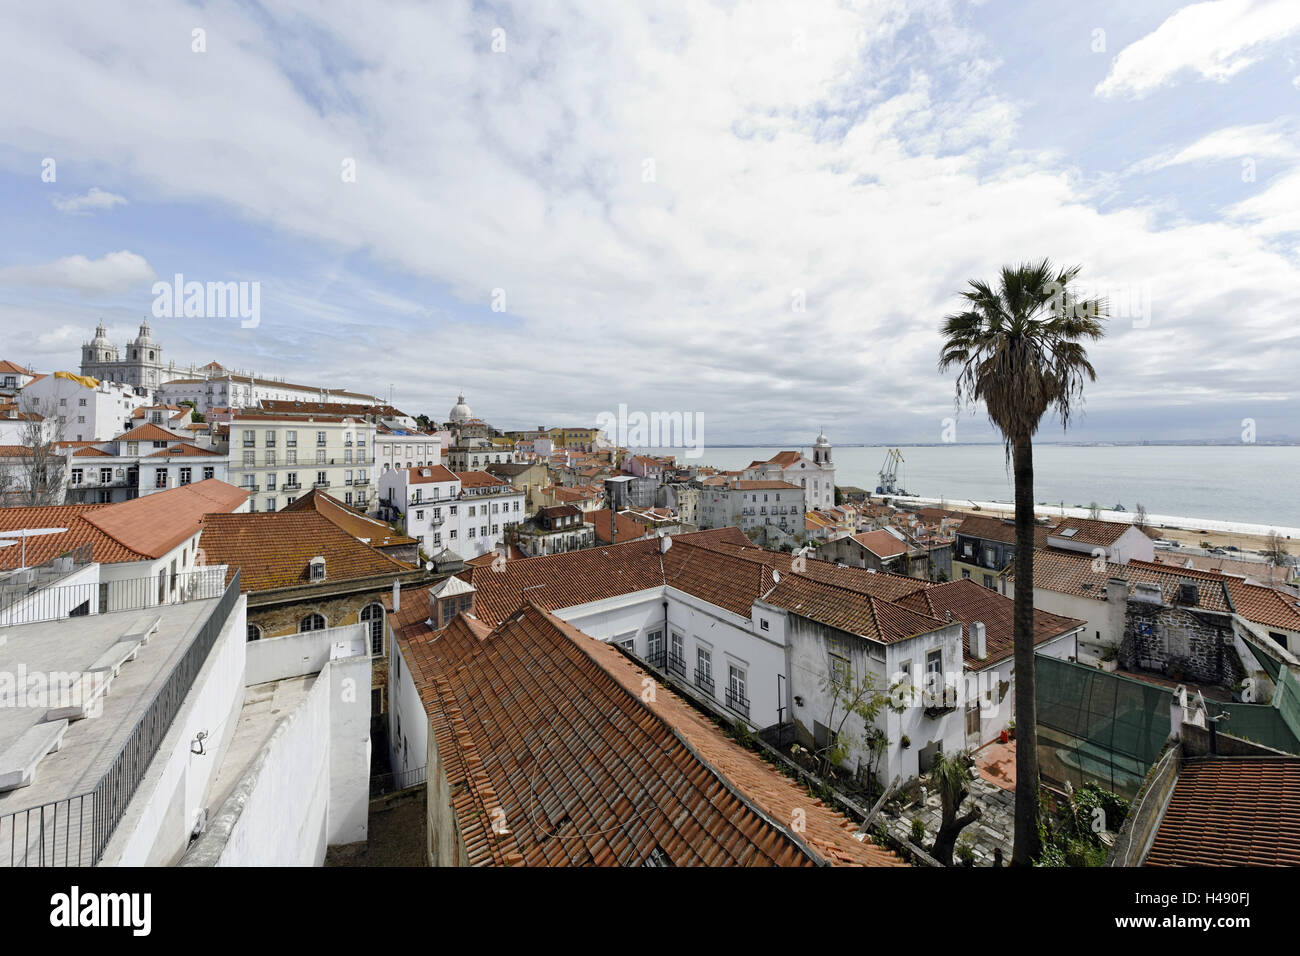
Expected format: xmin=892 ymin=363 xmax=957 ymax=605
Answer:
xmin=1088 ymin=501 xmax=1101 ymax=520
xmin=938 ymin=259 xmax=1106 ymax=864
xmin=928 ymin=750 xmax=982 ymax=866
xmin=1262 ymin=529 xmax=1289 ymax=566
xmin=815 ymin=665 xmax=901 ymax=784
xmin=9 ymin=395 xmax=66 ymax=506
xmin=1133 ymin=502 xmax=1148 ymax=530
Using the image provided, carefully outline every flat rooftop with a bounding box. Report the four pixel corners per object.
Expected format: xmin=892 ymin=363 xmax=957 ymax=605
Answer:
xmin=0 ymin=597 xmax=223 ymax=815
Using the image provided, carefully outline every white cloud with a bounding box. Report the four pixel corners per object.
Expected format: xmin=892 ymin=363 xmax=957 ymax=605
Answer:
xmin=1096 ymin=0 xmax=1300 ymax=98
xmin=51 ymin=186 xmax=127 ymax=214
xmin=1128 ymin=118 xmax=1300 ymax=173
xmin=0 ymin=1 xmax=1295 ymax=441
xmin=0 ymin=251 xmax=155 ymax=295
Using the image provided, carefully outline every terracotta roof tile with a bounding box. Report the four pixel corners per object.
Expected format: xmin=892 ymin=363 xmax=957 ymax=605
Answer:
xmin=1146 ymin=757 xmax=1300 ymax=867
xmin=397 ymin=603 xmax=902 ymax=866
xmin=114 ymin=422 xmax=186 ymax=442
xmin=281 ymin=489 xmax=417 ymax=551
xmin=199 ymin=509 xmax=411 ymax=591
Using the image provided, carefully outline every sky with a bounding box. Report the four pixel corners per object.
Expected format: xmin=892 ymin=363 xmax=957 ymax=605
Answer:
xmin=0 ymin=0 xmax=1297 ymax=445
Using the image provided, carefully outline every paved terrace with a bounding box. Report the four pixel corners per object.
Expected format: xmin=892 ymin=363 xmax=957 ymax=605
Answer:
xmin=0 ymin=598 xmax=221 ymax=865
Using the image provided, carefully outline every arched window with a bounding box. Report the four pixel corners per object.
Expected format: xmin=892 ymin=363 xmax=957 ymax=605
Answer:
xmin=360 ymin=602 xmax=385 ymax=656
xmin=246 ymin=623 xmax=262 ymax=642
xmin=299 ymin=612 xmax=326 ymax=632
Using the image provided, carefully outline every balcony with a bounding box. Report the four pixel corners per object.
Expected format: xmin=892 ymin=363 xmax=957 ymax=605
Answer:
xmin=283 ymin=482 xmax=301 ymax=491
xmin=241 ymin=484 xmax=260 ymax=493
xmin=725 ymin=686 xmax=750 ymax=718
xmin=667 ymin=650 xmax=686 ymax=679
xmin=313 ymin=480 xmax=330 ymax=489
xmin=694 ymin=668 xmax=715 ymax=696
xmin=643 ymin=647 xmax=666 ymax=670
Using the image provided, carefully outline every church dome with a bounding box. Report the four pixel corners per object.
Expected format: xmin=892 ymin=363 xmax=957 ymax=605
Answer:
xmin=133 ymin=320 xmax=157 ymax=347
xmin=449 ymin=392 xmax=473 ymax=424
xmin=814 ymin=430 xmax=831 ymax=447
xmin=90 ymin=321 xmax=111 ymax=348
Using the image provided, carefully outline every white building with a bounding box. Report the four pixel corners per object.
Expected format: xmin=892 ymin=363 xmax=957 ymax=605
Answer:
xmin=376 ymin=428 xmax=443 ymax=473
xmin=0 ymin=575 xmax=370 ymax=867
xmin=20 ymin=371 xmax=152 ymax=442
xmin=742 ymin=433 xmax=837 ymax=511
xmin=66 ymin=423 xmax=229 ymax=504
xmin=443 ymin=443 xmax=518 ymax=472
xmin=697 ymin=477 xmax=805 ymax=543
xmin=377 ymin=465 xmax=525 ymax=559
xmin=225 ymin=411 xmax=376 ymax=514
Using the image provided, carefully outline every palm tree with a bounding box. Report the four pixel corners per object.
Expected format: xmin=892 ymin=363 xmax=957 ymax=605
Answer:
xmin=928 ymin=750 xmax=981 ymax=866
xmin=938 ymin=260 xmax=1106 ymax=865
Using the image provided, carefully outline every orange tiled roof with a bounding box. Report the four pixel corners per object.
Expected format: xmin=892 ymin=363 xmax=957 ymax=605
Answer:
xmin=588 ymin=508 xmax=649 ymax=545
xmin=199 ymin=510 xmax=412 ymax=591
xmin=71 ymin=446 xmax=114 ymax=457
xmin=281 ymin=489 xmax=417 ymax=551
xmin=956 ymin=514 xmax=1055 ymax=547
xmin=145 ymin=443 xmax=220 ymax=457
xmin=115 ymin=422 xmax=185 ymax=442
xmin=895 ymin=579 xmax=1084 ymax=668
xmin=1013 ymin=548 xmax=1233 ymax=612
xmin=0 ymin=360 xmax=34 ymax=375
xmin=849 ymin=529 xmax=910 ymax=558
xmin=0 ymin=479 xmax=248 ymax=568
xmin=1145 ymin=757 xmax=1300 ymax=867
xmin=0 ymin=445 xmax=34 ymax=457
xmin=455 ymin=470 xmax=510 ymax=490
xmin=1047 ymin=516 xmax=1135 ymax=547
xmin=397 ymin=603 xmax=902 ymax=866
xmin=404 ymin=465 xmax=458 ymax=484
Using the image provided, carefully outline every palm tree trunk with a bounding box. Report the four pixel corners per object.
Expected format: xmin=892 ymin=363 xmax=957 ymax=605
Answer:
xmin=1011 ymin=434 xmax=1042 ymax=865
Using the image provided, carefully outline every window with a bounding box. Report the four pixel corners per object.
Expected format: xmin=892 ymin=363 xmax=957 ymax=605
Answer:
xmin=100 ymin=467 xmax=113 ymax=483
xmin=316 ymin=431 xmax=327 ymax=446
xmin=286 ymin=471 xmax=298 ymax=488
xmin=203 ymin=466 xmax=214 ymax=480
xmin=926 ymin=649 xmax=942 ymax=677
xmin=982 ymin=574 xmax=994 ymax=590
xmin=71 ymin=468 xmax=84 ymax=485
xmin=361 ymin=603 xmax=385 ymax=656
xmin=286 ymin=430 xmax=297 ymax=447
xmin=309 ymin=557 xmax=326 ymax=581
xmin=265 ymin=430 xmax=276 ymax=446
xmin=179 ymin=467 xmax=192 ymax=485
xmin=727 ymin=665 xmax=749 ymax=714
xmin=266 ymin=450 xmax=276 ymax=466
xmin=961 ymin=568 xmax=971 ymax=580
xmin=154 ymin=468 xmax=168 ymax=488
xmin=265 ymin=498 xmax=276 ymax=511
xmin=243 ymin=429 xmax=255 ymax=447
xmin=316 ymin=449 xmax=325 ymax=464
xmin=246 ymin=624 xmax=262 ymax=642
xmin=830 ymin=652 xmax=851 ymax=686
xmin=759 ymin=618 xmax=769 ymax=631
xmin=243 ymin=450 xmax=255 ymax=466
xmin=299 ymin=613 xmax=326 ymax=632
xmin=316 ymin=471 xmax=326 ymax=485
xmin=286 ymin=449 xmax=297 ymax=465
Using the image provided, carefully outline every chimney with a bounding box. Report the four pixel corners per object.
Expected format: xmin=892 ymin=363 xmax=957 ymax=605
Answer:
xmin=392 ymin=579 xmax=401 ymax=613
xmin=971 ymin=621 xmax=987 ymax=660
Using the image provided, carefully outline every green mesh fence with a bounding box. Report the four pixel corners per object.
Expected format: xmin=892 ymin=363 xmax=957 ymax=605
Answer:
xmin=1035 ymin=656 xmax=1170 ymax=799
xmin=1216 ymin=666 xmax=1300 ymax=754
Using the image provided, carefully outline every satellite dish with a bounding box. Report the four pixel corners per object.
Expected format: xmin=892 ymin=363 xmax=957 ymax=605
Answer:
xmin=772 ymin=570 xmax=781 ymax=584
xmin=425 ymin=561 xmax=434 ymax=571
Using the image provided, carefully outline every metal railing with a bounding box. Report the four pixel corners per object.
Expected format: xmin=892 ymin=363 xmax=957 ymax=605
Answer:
xmin=667 ymin=650 xmax=687 ymax=678
xmin=0 ymin=566 xmax=228 ymax=628
xmin=695 ymin=668 xmax=715 ymax=696
xmin=370 ymin=765 xmax=428 ymax=797
xmin=0 ymin=571 xmax=241 ymax=865
xmin=643 ymin=647 xmax=666 ymax=670
xmin=726 ymin=686 xmax=751 ymax=717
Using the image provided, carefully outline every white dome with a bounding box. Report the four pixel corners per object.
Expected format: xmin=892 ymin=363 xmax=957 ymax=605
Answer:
xmin=814 ymin=431 xmax=831 ymax=447
xmin=133 ymin=320 xmax=157 ymax=347
xmin=449 ymin=392 xmax=473 ymax=424
xmin=90 ymin=322 xmax=111 ymax=347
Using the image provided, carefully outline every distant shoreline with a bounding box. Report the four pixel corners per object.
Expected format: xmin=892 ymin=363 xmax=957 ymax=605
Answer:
xmin=694 ymin=441 xmax=1300 ymax=448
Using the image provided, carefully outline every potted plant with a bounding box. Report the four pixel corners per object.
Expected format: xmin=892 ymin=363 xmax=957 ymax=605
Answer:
xmin=910 ymin=818 xmax=926 ymax=846
xmin=998 ymin=729 xmax=1009 ymax=744
xmin=956 ymin=839 xmax=976 ymax=868
xmin=900 ymin=735 xmax=912 ymax=749
xmin=1006 ymin=720 xmax=1016 ymax=741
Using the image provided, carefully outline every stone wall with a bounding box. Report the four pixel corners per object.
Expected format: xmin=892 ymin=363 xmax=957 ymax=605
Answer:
xmin=1120 ymin=601 xmax=1243 ymax=687
xmin=249 ymin=591 xmax=389 ymax=708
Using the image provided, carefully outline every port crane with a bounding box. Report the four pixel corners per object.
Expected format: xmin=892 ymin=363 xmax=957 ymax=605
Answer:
xmin=876 ymin=448 xmax=907 ymax=495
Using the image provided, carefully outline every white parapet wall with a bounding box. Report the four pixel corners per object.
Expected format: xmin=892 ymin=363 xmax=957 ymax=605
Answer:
xmin=179 ymin=625 xmax=372 ymax=866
